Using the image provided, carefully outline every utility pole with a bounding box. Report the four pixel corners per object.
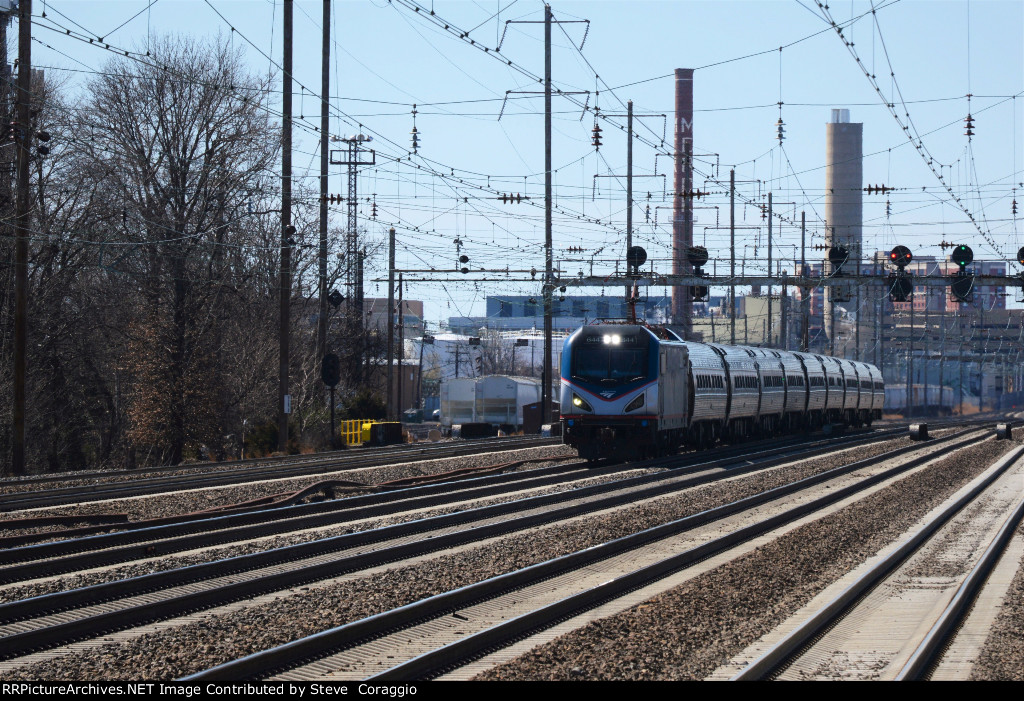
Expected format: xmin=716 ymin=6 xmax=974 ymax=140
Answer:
xmin=876 ymin=295 xmax=882 ymax=371
xmin=923 ymin=280 xmax=930 ymax=413
xmin=626 ymin=99 xmax=633 ymax=304
xmin=767 ymin=192 xmax=773 ymax=345
xmin=317 ymin=0 xmax=330 ymax=371
xmin=853 ymin=278 xmax=860 ymax=360
xmin=979 ymin=300 xmax=986 ymax=412
xmin=542 ymin=3 xmax=553 ymax=425
xmin=329 ymin=135 xmax=374 ymax=384
xmin=958 ymin=312 xmax=964 ymax=415
xmin=830 ymin=300 xmax=836 ymax=356
xmin=386 ymin=227 xmax=396 ymax=420
xmin=730 ymin=168 xmax=735 ymax=345
xmin=398 ymin=273 xmax=405 ymax=416
xmin=908 ymin=298 xmax=914 ymax=417
xmin=11 ymin=0 xmax=30 ymax=476
xmin=801 ymin=211 xmax=809 ymax=352
xmin=278 ymin=0 xmax=293 ymax=453
xmin=781 ymin=281 xmax=788 ymax=350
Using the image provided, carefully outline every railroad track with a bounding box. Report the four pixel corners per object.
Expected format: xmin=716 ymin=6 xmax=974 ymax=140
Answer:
xmin=727 ymin=439 xmax=1024 ymax=681
xmin=0 ymin=427 xmax=910 ymax=671
xmin=0 ymin=427 xmax=897 ymax=582
xmin=0 ymin=436 xmax=559 ymax=513
xmin=176 ymin=427 xmax=990 ymax=681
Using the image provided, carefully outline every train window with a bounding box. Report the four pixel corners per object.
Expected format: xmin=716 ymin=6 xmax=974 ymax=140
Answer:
xmin=571 ymin=345 xmax=649 ymax=386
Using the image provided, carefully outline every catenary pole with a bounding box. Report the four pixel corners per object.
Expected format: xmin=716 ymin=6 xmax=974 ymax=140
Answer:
xmin=11 ymin=0 xmax=31 ymax=476
xmin=542 ymin=3 xmax=553 ymax=426
xmin=278 ymin=0 xmax=293 ymax=452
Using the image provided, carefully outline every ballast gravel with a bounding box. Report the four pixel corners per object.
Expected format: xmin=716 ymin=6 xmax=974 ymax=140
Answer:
xmin=475 ymin=438 xmax=1017 ymax=680
xmin=0 ymin=462 xmax=648 ymax=604
xmin=0 ymin=433 xmax=972 ymax=681
xmin=0 ymin=445 xmax=578 ymax=537
xmin=970 ymin=521 xmax=1024 ymax=681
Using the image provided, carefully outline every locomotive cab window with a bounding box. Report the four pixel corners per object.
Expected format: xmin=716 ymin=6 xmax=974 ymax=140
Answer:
xmin=571 ymin=335 xmax=649 ymax=386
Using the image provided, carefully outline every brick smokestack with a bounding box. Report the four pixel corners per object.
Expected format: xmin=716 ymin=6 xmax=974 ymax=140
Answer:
xmin=672 ymin=68 xmax=694 ymax=337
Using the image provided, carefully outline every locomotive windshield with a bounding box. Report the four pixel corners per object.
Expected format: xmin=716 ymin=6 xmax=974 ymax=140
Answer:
xmin=571 ymin=332 xmax=649 ymax=386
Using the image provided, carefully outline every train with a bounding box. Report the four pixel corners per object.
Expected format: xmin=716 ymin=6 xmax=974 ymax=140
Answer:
xmin=559 ymin=323 xmax=884 ymax=460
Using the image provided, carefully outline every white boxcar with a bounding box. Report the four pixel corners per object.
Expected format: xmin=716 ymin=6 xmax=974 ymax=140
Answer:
xmin=440 ymin=378 xmax=477 ymax=427
xmin=474 ymin=375 xmax=542 ymax=427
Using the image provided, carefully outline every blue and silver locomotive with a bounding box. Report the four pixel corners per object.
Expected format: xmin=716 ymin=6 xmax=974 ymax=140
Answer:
xmin=560 ymin=323 xmax=883 ymax=461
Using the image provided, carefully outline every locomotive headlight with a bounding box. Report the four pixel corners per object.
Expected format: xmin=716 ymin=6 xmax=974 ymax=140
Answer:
xmin=602 ymin=334 xmax=611 ymax=344
xmin=572 ymin=393 xmax=593 ymax=412
xmin=624 ymin=393 xmax=645 ymax=413
xmin=611 ymin=334 xmax=621 ymax=344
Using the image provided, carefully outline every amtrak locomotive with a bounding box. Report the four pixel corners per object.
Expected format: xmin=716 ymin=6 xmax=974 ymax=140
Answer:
xmin=560 ymin=324 xmax=884 ymax=461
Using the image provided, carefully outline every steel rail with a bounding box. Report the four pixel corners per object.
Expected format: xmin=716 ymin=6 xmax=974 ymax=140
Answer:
xmin=730 ymin=443 xmax=1024 ymax=681
xmin=0 ymin=437 xmax=558 ymax=512
xmin=0 ymin=429 xmax=894 ymax=581
xmin=183 ymin=431 xmax=989 ymax=681
xmin=0 ymin=428 xmax=926 ymax=660
xmin=895 ymin=491 xmax=1024 ymax=680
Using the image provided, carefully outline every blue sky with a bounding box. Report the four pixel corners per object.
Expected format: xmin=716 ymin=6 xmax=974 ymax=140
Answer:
xmin=28 ymin=0 xmax=1024 ymax=325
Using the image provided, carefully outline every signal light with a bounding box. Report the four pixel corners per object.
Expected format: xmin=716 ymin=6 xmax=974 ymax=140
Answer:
xmin=1017 ymin=246 xmax=1024 ymax=267
xmin=686 ymin=245 xmax=709 ymax=269
xmin=459 ymin=254 xmax=469 ymax=264
xmin=888 ymin=273 xmax=913 ymax=302
xmin=950 ymin=244 xmax=973 ymax=269
xmin=828 ymin=245 xmax=849 ymax=275
xmin=889 ymin=245 xmax=912 ymax=268
xmin=691 ymin=285 xmax=709 ymax=302
xmin=626 ymin=245 xmax=647 ymax=272
xmin=950 ymin=271 xmax=974 ymax=303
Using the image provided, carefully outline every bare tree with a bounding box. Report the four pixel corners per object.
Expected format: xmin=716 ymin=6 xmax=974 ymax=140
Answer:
xmin=77 ymin=36 xmax=280 ymax=465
